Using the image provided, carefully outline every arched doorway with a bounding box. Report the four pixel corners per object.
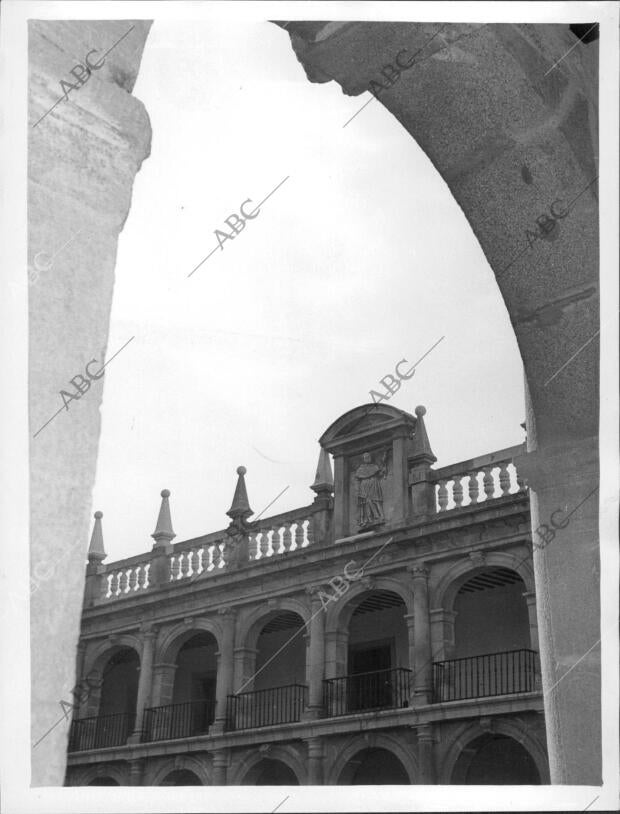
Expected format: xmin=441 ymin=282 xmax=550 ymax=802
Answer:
xmin=435 ymin=569 xmax=537 ymax=702
xmin=171 ymin=632 xmax=217 ymax=734
xmin=149 ymin=632 xmax=218 ymax=740
xmin=327 ymin=590 xmax=410 ymax=716
xmin=71 ymin=647 xmax=140 ymax=750
xmin=242 ymin=758 xmax=300 ymax=785
xmin=452 ymin=734 xmax=541 ymax=784
xmin=338 ymin=748 xmax=410 ymax=784
xmin=87 ymin=777 xmax=119 ymax=786
xmin=160 ymin=769 xmax=203 ymax=786
xmin=231 ymin=611 xmax=307 ymax=730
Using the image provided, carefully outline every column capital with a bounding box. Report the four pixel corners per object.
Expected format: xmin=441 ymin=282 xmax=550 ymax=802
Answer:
xmin=139 ymin=623 xmax=158 ymax=639
xmin=409 ymin=563 xmax=429 ymax=579
xmin=212 ymin=748 xmax=230 ymax=767
xmin=414 ymin=723 xmax=435 ymax=742
xmin=430 ymin=608 xmax=457 ymax=620
xmin=233 ymin=646 xmax=258 ymax=656
xmin=305 ymin=735 xmax=324 ymax=755
xmin=218 ymin=606 xmax=237 ymax=618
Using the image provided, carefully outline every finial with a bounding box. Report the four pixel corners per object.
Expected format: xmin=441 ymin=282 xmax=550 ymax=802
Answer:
xmin=152 ymin=488 xmax=176 ymax=547
xmin=227 ymin=465 xmax=253 ymax=521
xmin=311 ymin=448 xmax=334 ymax=494
xmin=411 ymin=404 xmax=436 ymax=463
xmin=88 ymin=510 xmax=106 ymax=563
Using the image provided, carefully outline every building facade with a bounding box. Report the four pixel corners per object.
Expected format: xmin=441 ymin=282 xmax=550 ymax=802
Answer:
xmin=65 ymin=403 xmax=549 ymax=786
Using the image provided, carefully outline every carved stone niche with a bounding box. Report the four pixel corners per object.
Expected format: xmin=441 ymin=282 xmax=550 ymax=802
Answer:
xmin=318 ymin=403 xmax=418 ymax=539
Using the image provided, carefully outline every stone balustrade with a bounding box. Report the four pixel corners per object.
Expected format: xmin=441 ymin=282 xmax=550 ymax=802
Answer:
xmin=98 ymin=507 xmax=316 ymax=603
xmin=248 ymin=507 xmax=314 ymax=561
xmin=169 ymin=535 xmax=226 ymax=582
xmin=104 ymin=554 xmax=151 ymax=599
xmin=433 ymin=444 xmax=526 ymax=514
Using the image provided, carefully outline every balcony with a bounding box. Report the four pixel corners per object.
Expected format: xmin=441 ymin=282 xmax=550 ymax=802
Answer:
xmin=323 ymin=668 xmax=412 ymax=718
xmin=432 ymin=649 xmax=539 ymax=703
xmin=68 ymin=711 xmax=135 ymax=752
xmin=226 ymin=684 xmax=308 ymax=731
xmin=142 ymin=698 xmax=216 ymax=742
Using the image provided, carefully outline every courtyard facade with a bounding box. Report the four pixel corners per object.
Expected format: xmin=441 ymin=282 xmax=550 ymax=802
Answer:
xmin=65 ymin=403 xmax=548 ymax=785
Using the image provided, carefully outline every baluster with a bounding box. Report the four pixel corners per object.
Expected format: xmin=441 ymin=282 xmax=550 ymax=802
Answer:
xmin=483 ymin=467 xmax=495 ymax=500
xmin=212 ymin=543 xmax=222 ymax=570
xmin=437 ymin=480 xmax=449 ymax=512
xmin=170 ymin=555 xmax=181 ymax=581
xmin=303 ymin=519 xmax=312 ymax=546
xmin=499 ymin=462 xmax=511 ymax=495
xmin=453 ymin=476 xmax=464 ymax=507
xmin=272 ymin=527 xmax=283 ymax=555
xmin=516 ymin=469 xmax=526 ymax=492
xmin=103 ymin=573 xmax=112 ymax=599
xmin=294 ymin=522 xmax=304 ymax=549
xmin=189 ymin=549 xmax=199 ymax=575
xmin=180 ymin=552 xmax=191 ymax=578
xmin=259 ymin=530 xmax=270 ymax=558
xmin=468 ymin=472 xmax=479 ymax=504
xmin=128 ymin=568 xmax=138 ymax=592
xmin=143 ymin=564 xmax=151 ymax=589
xmin=281 ymin=523 xmax=292 ymax=553
xmin=110 ymin=571 xmax=120 ymax=594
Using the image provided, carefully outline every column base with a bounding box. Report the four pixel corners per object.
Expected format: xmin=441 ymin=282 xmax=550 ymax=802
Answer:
xmin=210 ymin=718 xmax=227 ymax=735
xmin=301 ymin=705 xmax=322 ymax=721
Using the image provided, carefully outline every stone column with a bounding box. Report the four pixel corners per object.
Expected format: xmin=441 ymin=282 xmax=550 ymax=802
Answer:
xmin=305 ymin=736 xmax=324 ymax=784
xmin=212 ymin=749 xmax=228 ymax=785
xmin=129 ymin=626 xmax=157 ymax=743
xmin=411 ymin=565 xmax=432 ymax=704
xmin=304 ymin=589 xmax=326 ymax=718
xmin=416 ymin=724 xmax=435 ymax=784
xmin=213 ymin=608 xmax=236 ymax=733
xmin=129 ymin=758 xmax=144 ymax=786
xmin=516 ymin=434 xmax=600 ymax=784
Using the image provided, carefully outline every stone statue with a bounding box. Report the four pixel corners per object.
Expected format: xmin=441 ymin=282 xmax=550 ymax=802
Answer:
xmin=354 ymin=451 xmax=386 ymax=527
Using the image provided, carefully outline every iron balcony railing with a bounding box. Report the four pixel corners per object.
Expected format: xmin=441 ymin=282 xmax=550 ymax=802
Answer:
xmin=226 ymin=683 xmax=307 ymax=731
xmin=142 ymin=698 xmax=216 ymax=742
xmin=432 ymin=648 xmax=539 ymax=703
xmin=323 ymin=667 xmax=412 ymax=717
xmin=68 ymin=711 xmax=135 ymax=752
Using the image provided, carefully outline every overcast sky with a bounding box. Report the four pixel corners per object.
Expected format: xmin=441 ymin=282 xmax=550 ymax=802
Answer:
xmin=91 ymin=20 xmax=525 ymax=563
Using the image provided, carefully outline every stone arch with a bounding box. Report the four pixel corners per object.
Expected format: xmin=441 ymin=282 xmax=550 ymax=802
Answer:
xmin=236 ymin=597 xmax=311 ymax=651
xmin=274 ymin=20 xmax=600 ymax=784
xmin=229 ymin=744 xmax=306 ymax=785
xmin=438 ymin=718 xmax=549 ymax=785
xmin=432 ymin=552 xmax=534 ymax=613
xmin=324 ymin=575 xmax=414 ymax=634
xmin=80 ymin=638 xmax=142 ymax=720
xmin=145 ymin=755 xmax=211 ymax=787
xmin=70 ymin=762 xmax=129 ymax=786
xmin=326 ymin=732 xmax=417 ymax=785
xmin=83 ymin=634 xmax=142 ymax=678
xmin=157 ymin=618 xmax=223 ymax=664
